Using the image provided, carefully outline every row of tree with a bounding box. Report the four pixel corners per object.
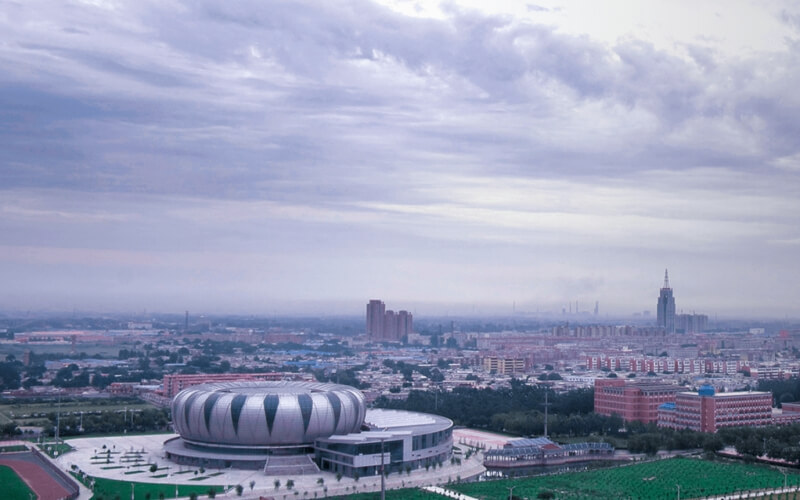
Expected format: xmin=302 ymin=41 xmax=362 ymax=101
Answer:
xmin=373 ymin=378 xmax=593 ymax=430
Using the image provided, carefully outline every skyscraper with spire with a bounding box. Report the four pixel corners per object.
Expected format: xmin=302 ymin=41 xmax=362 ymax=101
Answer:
xmin=657 ymin=269 xmax=676 ymax=333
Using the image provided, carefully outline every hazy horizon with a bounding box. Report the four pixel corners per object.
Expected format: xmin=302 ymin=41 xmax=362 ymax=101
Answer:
xmin=2 ymin=1 xmax=799 ymax=318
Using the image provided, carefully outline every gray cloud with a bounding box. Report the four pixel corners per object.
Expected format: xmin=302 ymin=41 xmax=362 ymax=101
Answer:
xmin=0 ymin=0 xmax=799 ymax=316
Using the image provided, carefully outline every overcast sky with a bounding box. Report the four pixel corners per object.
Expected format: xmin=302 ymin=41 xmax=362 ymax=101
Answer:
xmin=1 ymin=0 xmax=799 ymax=318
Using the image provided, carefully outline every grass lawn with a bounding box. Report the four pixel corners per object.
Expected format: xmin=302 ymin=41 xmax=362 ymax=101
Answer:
xmin=451 ymin=457 xmax=800 ymax=500
xmin=83 ymin=476 xmax=225 ymax=500
xmin=38 ymin=441 xmax=74 ymax=458
xmin=0 ymin=444 xmax=28 ymax=453
xmin=0 ymin=464 xmax=37 ymax=500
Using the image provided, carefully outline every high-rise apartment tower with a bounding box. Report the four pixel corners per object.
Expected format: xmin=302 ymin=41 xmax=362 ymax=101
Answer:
xmin=366 ymin=299 xmax=386 ymax=339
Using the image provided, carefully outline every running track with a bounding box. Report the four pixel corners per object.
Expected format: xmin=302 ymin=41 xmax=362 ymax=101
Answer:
xmin=0 ymin=451 xmax=75 ymax=500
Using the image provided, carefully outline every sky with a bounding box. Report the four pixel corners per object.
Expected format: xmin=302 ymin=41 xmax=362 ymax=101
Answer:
xmin=1 ymin=0 xmax=799 ymax=318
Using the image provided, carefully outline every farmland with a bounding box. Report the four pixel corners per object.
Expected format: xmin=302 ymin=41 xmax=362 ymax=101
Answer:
xmin=450 ymin=457 xmax=800 ymax=499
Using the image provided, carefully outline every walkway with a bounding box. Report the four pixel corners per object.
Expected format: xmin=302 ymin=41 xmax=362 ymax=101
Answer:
xmin=423 ymin=485 xmax=480 ymax=500
xmin=704 ymin=485 xmax=799 ymax=499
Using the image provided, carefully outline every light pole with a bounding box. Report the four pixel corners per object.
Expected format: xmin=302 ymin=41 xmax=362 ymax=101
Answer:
xmin=676 ymin=483 xmax=680 ymax=500
xmin=55 ymin=393 xmax=61 ymax=443
xmin=506 ymin=485 xmax=516 ymax=500
xmin=380 ymin=438 xmax=386 ymax=500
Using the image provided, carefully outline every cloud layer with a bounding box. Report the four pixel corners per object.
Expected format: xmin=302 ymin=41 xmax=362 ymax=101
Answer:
xmin=1 ymin=0 xmax=799 ymax=317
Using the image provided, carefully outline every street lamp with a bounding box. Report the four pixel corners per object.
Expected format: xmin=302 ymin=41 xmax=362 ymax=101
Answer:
xmin=506 ymin=485 xmax=516 ymax=500
xmin=676 ymin=483 xmax=680 ymax=500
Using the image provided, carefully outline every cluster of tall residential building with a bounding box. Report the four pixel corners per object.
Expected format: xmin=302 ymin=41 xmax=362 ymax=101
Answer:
xmin=366 ymin=299 xmax=413 ymax=342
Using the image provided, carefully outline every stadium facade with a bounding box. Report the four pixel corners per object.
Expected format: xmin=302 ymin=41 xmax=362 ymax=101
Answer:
xmin=164 ymin=381 xmax=453 ymax=477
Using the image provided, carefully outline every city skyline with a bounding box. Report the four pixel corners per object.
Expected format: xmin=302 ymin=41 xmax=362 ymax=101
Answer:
xmin=1 ymin=1 xmax=800 ymax=318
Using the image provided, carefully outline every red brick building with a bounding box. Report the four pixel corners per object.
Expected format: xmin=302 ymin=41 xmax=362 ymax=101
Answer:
xmin=161 ymin=372 xmax=308 ymax=398
xmin=594 ymin=379 xmax=680 ymax=423
xmin=658 ymin=386 xmax=773 ymax=433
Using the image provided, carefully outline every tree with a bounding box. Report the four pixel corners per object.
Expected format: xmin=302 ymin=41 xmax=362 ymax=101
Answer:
xmin=735 ymin=435 xmax=763 ymax=458
xmin=207 ymin=489 xmax=216 ymax=499
xmin=249 ymin=480 xmax=255 ymax=491
xmin=235 ymin=484 xmax=243 ymax=497
xmin=274 ymin=479 xmax=281 ymax=489
xmin=189 ymin=493 xmax=198 ymax=500
xmin=0 ymin=361 xmax=22 ymax=390
xmin=150 ymin=464 xmax=158 ymax=473
xmin=286 ymin=479 xmax=295 ymax=490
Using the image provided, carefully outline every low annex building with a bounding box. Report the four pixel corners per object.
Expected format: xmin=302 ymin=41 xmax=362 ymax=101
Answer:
xmin=483 ymin=437 xmax=614 ymax=476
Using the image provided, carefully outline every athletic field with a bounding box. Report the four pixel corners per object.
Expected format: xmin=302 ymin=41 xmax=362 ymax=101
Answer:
xmin=450 ymin=457 xmax=800 ymax=499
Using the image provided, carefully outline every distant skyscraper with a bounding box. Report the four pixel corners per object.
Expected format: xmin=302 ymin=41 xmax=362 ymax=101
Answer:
xmin=396 ymin=310 xmax=413 ymax=340
xmin=366 ymin=299 xmax=385 ymax=340
xmin=366 ymin=300 xmax=412 ymax=342
xmin=675 ymin=313 xmax=708 ymax=333
xmin=656 ymin=269 xmax=676 ymax=333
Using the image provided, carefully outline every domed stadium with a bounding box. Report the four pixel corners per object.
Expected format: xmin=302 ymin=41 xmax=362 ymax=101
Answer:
xmin=170 ymin=381 xmax=365 ymax=447
xmin=164 ymin=381 xmax=454 ymax=477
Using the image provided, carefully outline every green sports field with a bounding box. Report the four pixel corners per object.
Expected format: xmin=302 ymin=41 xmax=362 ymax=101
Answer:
xmin=0 ymin=464 xmax=37 ymax=500
xmin=451 ymin=457 xmax=800 ymax=499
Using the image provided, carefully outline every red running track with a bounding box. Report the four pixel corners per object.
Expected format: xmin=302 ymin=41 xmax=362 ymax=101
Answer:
xmin=0 ymin=455 xmax=73 ymax=500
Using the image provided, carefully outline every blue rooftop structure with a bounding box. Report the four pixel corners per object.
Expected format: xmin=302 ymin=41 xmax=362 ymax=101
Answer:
xmin=698 ymin=384 xmax=716 ymax=396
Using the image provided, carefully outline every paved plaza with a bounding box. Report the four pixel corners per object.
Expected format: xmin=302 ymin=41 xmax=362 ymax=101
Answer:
xmin=55 ymin=431 xmax=499 ymax=499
